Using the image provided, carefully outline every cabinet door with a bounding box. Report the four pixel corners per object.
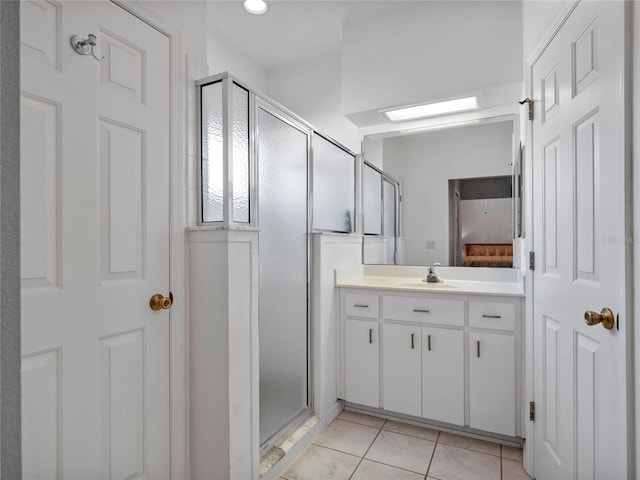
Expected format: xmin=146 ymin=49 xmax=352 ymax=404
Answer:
xmin=469 ymin=332 xmax=515 ymax=436
xmin=422 ymin=328 xmax=464 ymax=425
xmin=345 ymin=319 xmax=379 ymax=407
xmin=383 ymin=323 xmax=422 ymax=416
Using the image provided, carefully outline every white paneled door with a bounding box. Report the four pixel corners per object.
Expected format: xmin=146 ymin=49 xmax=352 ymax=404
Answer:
xmin=531 ymin=1 xmax=629 ymax=479
xmin=20 ymin=1 xmax=171 ymax=478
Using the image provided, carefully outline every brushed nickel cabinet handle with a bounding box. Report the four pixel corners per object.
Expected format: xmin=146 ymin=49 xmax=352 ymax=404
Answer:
xmin=413 ymin=308 xmax=430 ymax=313
xmin=482 ymin=314 xmax=502 ymax=319
xmin=369 ymin=328 xmax=373 ymax=344
xmin=353 ymin=304 xmax=369 ymax=308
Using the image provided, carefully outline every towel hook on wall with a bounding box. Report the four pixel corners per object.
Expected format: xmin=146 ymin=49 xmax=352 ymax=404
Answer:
xmin=70 ymin=33 xmax=104 ymax=62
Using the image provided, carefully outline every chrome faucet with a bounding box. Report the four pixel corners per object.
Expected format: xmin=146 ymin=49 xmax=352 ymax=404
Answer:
xmin=423 ymin=263 xmax=441 ymax=283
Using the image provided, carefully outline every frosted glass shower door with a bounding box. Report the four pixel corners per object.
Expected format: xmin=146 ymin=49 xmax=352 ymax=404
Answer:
xmin=257 ymin=107 xmax=310 ymax=447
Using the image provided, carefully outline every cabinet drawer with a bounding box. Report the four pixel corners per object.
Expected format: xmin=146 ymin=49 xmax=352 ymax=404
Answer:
xmin=345 ymin=293 xmax=379 ymax=318
xmin=383 ymin=295 xmax=464 ymax=326
xmin=469 ymin=301 xmax=515 ymax=331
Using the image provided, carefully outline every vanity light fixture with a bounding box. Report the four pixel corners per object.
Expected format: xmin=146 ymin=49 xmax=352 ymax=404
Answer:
xmin=384 ymin=96 xmax=478 ymax=122
xmin=244 ymin=0 xmax=268 ymax=15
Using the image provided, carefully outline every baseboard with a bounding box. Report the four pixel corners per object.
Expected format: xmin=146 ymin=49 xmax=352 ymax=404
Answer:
xmin=324 ymin=400 xmax=344 ymax=425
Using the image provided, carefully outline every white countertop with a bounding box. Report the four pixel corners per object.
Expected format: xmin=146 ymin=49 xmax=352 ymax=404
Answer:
xmin=335 ymin=265 xmax=525 ymax=297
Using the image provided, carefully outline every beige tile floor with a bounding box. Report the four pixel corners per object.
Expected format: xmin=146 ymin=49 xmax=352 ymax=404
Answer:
xmin=280 ymin=411 xmax=531 ymax=480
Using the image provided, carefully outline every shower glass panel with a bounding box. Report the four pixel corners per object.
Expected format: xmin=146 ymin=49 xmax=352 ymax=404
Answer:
xmin=363 ymin=164 xmax=382 ymax=235
xmin=232 ymin=82 xmax=250 ymax=223
xmin=383 ymin=179 xmax=396 ymax=264
xmin=257 ymin=107 xmax=310 ymax=448
xmin=201 ymin=80 xmax=223 ymax=222
xmin=312 ymin=134 xmax=355 ymax=232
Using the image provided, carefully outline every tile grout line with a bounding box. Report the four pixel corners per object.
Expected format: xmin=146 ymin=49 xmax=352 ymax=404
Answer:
xmin=346 ymin=419 xmax=387 ymax=480
xmin=364 ymin=458 xmax=435 ymax=477
xmin=382 ymin=427 xmax=440 ymax=443
xmin=308 ymin=443 xmax=362 ymax=459
xmin=307 ymin=414 xmax=523 ymax=480
xmin=337 ymin=418 xmax=387 ymax=429
xmin=424 ymin=430 xmax=441 ymax=480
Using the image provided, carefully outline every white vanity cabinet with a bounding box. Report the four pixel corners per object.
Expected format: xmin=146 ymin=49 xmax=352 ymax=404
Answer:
xmin=343 ymin=293 xmax=380 ymax=407
xmin=469 ymin=331 xmax=515 ymax=436
xmin=422 ymin=327 xmax=465 ymax=426
xmin=345 ymin=319 xmax=379 ymax=407
xmin=339 ymin=287 xmax=523 ymax=440
xmin=382 ymin=323 xmax=422 ymax=416
xmin=467 ymin=300 xmax=517 ymax=435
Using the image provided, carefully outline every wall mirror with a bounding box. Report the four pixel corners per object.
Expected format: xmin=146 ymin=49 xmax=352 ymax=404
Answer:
xmin=362 ymin=115 xmax=519 ymax=268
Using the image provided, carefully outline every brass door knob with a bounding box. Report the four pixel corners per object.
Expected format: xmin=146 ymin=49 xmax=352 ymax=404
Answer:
xmin=150 ymin=293 xmax=173 ymax=311
xmin=584 ymin=308 xmax=615 ymax=330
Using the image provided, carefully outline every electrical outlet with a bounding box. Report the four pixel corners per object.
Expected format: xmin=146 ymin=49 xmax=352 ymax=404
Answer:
xmin=426 ymin=240 xmax=436 ymax=249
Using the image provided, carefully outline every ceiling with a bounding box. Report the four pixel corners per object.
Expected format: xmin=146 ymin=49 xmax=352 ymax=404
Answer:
xmin=206 ymin=1 xmax=416 ymax=72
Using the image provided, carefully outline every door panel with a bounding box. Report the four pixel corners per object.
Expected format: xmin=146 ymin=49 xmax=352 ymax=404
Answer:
xmin=20 ymin=0 xmax=61 ymax=71
xmin=20 ymin=93 xmax=61 ymax=290
xmin=257 ymin=106 xmax=310 ymax=447
xmin=101 ymin=329 xmax=146 ymax=479
xmin=531 ymin=2 xmax=628 ymax=478
xmin=20 ymin=1 xmax=171 ymax=478
xmin=21 ymin=348 xmax=62 ymax=479
xmin=468 ymin=332 xmax=515 ymax=436
xmin=382 ymin=323 xmax=421 ymax=416
xmin=421 ymin=327 xmax=463 ymax=425
xmin=98 ymin=118 xmax=145 ymax=282
xmin=345 ymin=319 xmax=379 ymax=407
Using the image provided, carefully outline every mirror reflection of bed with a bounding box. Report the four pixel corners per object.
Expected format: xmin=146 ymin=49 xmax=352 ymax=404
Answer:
xmin=450 ymin=175 xmax=513 ymax=267
xmin=463 ymin=243 xmax=513 ymax=268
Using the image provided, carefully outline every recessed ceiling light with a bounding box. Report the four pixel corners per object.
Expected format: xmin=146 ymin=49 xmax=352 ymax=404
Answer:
xmin=244 ymin=0 xmax=268 ymax=15
xmin=384 ymin=96 xmax=478 ymax=122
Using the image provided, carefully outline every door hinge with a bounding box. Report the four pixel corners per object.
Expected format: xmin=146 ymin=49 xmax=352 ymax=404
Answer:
xmin=519 ymin=97 xmax=534 ymax=121
xmin=529 ymin=401 xmax=536 ymax=421
xmin=529 ymin=251 xmax=535 ymax=271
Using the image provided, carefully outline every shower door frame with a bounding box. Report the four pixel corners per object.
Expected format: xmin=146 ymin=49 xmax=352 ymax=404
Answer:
xmin=253 ymin=96 xmax=314 ymax=455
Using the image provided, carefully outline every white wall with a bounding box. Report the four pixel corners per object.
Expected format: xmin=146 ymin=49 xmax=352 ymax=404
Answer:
xmin=267 ymin=54 xmax=362 ymax=153
xmin=207 ymin=30 xmax=269 ymax=93
xmin=134 ymin=4 xmax=211 ymax=478
xmin=188 ymin=230 xmax=259 ymax=480
xmin=522 ymin=0 xmax=566 ymax=59
xmin=342 ymin=1 xmax=523 ymax=126
xmin=146 ymin=1 xmax=207 ymax=62
xmin=363 ymin=136 xmax=383 ymax=169
xmin=460 ymin=198 xmax=513 ymax=249
xmin=207 ymin=5 xmax=269 ymax=92
xmin=312 ymin=234 xmax=363 ymax=420
xmin=142 ymin=1 xmax=210 ymax=230
xmin=383 ymin=121 xmax=513 ymax=265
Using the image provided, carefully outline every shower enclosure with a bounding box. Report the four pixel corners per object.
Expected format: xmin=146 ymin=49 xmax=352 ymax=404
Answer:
xmin=256 ymin=103 xmax=311 ymax=449
xmin=198 ymin=74 xmax=312 ymax=454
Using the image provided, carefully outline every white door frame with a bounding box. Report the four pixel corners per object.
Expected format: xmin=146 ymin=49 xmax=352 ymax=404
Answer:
xmin=523 ymin=0 xmax=635 ymax=476
xmin=109 ymin=1 xmax=187 ymax=478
